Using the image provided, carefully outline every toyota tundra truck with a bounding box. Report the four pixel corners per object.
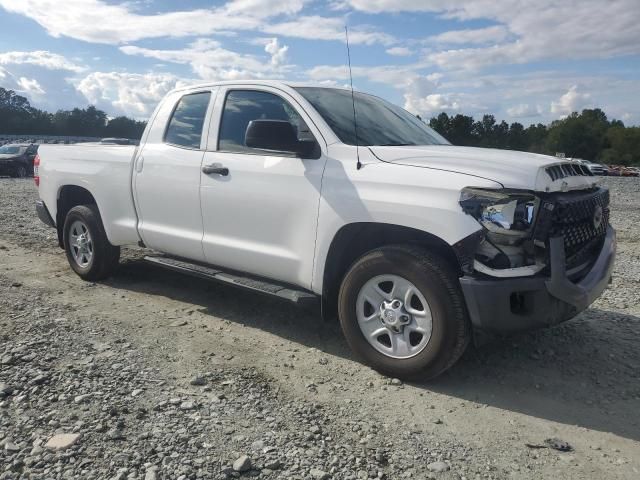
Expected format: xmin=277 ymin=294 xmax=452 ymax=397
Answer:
xmin=34 ymin=81 xmax=616 ymax=379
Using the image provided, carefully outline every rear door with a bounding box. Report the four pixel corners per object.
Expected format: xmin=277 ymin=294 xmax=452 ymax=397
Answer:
xmin=133 ymin=88 xmax=217 ymax=261
xmin=199 ymin=86 xmax=327 ymax=288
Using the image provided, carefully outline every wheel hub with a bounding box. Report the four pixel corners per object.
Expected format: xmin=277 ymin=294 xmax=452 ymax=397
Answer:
xmin=69 ymin=220 xmax=93 ymax=268
xmin=76 ymin=234 xmax=89 ymax=251
xmin=379 ymin=299 xmax=411 ymax=333
xmin=356 ymin=274 xmax=433 ymax=359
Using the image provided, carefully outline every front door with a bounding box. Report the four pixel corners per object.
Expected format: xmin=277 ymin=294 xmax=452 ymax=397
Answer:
xmin=200 ymin=87 xmax=327 ymax=289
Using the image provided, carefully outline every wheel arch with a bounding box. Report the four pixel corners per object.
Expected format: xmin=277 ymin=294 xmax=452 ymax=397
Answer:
xmin=56 ymin=185 xmax=98 ymax=248
xmin=320 ymin=222 xmax=463 ymax=322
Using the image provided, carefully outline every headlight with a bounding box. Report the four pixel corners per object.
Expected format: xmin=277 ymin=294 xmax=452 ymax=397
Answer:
xmin=459 ymin=187 xmax=537 ymax=244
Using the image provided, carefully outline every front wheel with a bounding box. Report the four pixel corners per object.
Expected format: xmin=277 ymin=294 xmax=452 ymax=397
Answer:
xmin=338 ymin=245 xmax=470 ymax=380
xmin=63 ymin=205 xmax=120 ymax=281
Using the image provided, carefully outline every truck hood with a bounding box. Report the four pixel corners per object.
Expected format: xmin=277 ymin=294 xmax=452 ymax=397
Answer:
xmin=370 ymin=145 xmax=600 ymax=192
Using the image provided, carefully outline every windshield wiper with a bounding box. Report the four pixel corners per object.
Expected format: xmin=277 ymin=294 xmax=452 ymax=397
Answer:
xmin=377 ymin=142 xmax=413 ymax=147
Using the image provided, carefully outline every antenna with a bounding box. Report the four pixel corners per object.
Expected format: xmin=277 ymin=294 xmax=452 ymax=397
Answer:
xmin=345 ymin=25 xmax=362 ymax=170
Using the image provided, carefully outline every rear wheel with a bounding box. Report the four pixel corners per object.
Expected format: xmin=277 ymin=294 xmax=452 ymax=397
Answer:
xmin=338 ymin=245 xmax=470 ymax=380
xmin=63 ymin=205 xmax=120 ymax=281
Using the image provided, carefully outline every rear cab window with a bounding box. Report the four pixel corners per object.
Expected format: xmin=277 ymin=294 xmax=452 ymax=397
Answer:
xmin=164 ymin=92 xmax=212 ymax=149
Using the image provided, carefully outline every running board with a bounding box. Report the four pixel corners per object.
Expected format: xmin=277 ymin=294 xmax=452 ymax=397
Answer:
xmin=143 ymin=256 xmax=318 ymax=308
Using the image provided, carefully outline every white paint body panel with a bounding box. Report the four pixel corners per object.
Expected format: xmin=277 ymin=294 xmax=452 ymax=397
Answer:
xmin=371 ymin=145 xmax=600 ymax=192
xmin=37 ymin=143 xmax=139 ymax=245
xmin=36 ymin=80 xmax=598 ymax=295
xmin=200 ymin=85 xmax=327 ymax=288
xmin=131 ymin=87 xmax=218 ymax=261
xmin=310 ymin=145 xmax=499 ymax=292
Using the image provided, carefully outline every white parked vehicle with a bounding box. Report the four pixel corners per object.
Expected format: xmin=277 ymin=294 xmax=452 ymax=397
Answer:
xmin=571 ymin=158 xmax=609 ymax=176
xmin=35 ymin=81 xmax=616 ymax=379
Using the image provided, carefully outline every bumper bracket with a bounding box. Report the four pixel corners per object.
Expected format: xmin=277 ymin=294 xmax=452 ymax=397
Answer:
xmin=460 ymin=226 xmax=616 ymax=334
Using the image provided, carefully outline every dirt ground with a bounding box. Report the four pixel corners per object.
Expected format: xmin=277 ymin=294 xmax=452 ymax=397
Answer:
xmin=0 ymin=177 xmax=639 ymax=480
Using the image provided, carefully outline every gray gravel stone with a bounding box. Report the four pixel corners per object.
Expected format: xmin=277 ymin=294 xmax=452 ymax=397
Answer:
xmin=0 ymin=383 xmax=13 ymax=397
xmin=190 ymin=375 xmax=207 ymax=386
xmin=45 ymin=433 xmax=81 ymax=451
xmin=233 ymin=455 xmax=252 ymax=472
xmin=427 ymin=461 xmax=450 ymax=473
xmin=310 ymin=468 xmax=330 ymax=479
xmin=4 ymin=440 xmax=19 ymax=452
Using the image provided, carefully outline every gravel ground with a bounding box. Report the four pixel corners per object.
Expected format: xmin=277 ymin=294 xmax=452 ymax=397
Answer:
xmin=1 ymin=177 xmax=639 ymax=479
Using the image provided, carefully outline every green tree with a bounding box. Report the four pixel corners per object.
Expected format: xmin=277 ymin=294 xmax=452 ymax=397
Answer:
xmin=104 ymin=116 xmax=147 ymax=139
xmin=506 ymin=122 xmax=527 ymax=151
xmin=545 ymin=108 xmax=609 ymax=160
xmin=524 ymin=123 xmax=548 ymax=154
xmin=0 ymin=86 xmax=145 ymax=139
xmin=602 ymin=126 xmax=640 ymax=165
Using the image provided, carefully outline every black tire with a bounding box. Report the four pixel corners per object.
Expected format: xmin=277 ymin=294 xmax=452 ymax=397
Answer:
xmin=338 ymin=245 xmax=470 ymax=380
xmin=63 ymin=205 xmax=120 ymax=281
xmin=13 ymin=165 xmax=28 ymax=178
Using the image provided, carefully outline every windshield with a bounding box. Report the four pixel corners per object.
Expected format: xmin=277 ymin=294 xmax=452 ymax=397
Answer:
xmin=295 ymin=87 xmax=450 ymax=147
xmin=0 ymin=146 xmax=24 ymax=155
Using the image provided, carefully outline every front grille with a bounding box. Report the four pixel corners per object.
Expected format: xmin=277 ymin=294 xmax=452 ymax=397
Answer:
xmin=533 ymin=188 xmax=609 ymax=269
xmin=545 ymin=163 xmax=593 ymax=181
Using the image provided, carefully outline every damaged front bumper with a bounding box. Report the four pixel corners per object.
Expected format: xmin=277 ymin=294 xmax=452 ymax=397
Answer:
xmin=459 ymin=226 xmax=616 ymax=334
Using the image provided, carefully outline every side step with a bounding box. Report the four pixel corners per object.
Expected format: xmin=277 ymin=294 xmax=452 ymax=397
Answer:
xmin=143 ymin=255 xmax=319 ymax=308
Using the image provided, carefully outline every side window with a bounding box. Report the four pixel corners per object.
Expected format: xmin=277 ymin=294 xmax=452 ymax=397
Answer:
xmin=164 ymin=92 xmax=211 ymax=149
xmin=218 ymin=90 xmax=314 ymax=153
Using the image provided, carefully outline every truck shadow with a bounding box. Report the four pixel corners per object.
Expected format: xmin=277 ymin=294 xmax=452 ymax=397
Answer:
xmin=107 ymin=259 xmax=640 ymax=442
xmin=427 ymin=307 xmax=640 ymax=442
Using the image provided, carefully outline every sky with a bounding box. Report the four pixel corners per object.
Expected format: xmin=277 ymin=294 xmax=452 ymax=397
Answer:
xmin=0 ymin=0 xmax=638 ymax=125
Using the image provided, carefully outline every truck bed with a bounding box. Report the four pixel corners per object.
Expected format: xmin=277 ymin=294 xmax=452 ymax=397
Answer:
xmin=37 ymin=143 xmax=141 ymax=246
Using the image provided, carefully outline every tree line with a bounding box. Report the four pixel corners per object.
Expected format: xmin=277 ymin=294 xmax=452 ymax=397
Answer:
xmin=0 ymin=87 xmax=147 ymax=139
xmin=426 ymin=109 xmax=640 ymax=165
xmin=2 ymin=85 xmax=639 ymax=164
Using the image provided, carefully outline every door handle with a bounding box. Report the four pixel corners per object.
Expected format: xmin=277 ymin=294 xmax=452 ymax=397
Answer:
xmin=202 ymin=163 xmax=229 ymax=176
xmin=135 ymin=155 xmax=145 ymax=173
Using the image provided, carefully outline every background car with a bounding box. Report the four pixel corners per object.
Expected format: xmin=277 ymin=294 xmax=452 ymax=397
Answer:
xmin=572 ymin=158 xmax=609 ymax=175
xmin=0 ymin=144 xmax=39 ymax=178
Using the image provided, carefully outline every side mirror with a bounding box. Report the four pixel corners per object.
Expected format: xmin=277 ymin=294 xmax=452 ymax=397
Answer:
xmin=245 ymin=120 xmax=318 ymax=158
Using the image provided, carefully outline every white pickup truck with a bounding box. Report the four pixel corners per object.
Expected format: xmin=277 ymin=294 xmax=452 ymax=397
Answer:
xmin=34 ymin=80 xmax=616 ymax=379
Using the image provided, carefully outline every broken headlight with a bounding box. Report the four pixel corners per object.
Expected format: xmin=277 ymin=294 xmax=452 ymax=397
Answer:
xmin=459 ymin=187 xmax=538 ymax=245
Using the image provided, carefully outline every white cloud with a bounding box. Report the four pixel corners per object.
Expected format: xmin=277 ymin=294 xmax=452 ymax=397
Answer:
xmin=386 ymin=46 xmax=412 ymax=57
xmin=1 ymin=0 xmax=638 ymax=125
xmin=506 ymin=103 xmax=543 ymax=118
xmin=0 ymin=0 xmax=389 ymax=47
xmin=404 ymin=93 xmax=462 ymax=116
xmin=0 ymin=50 xmax=84 ymax=72
xmin=307 ymin=64 xmax=438 ymax=89
xmin=17 ymin=77 xmax=45 ymax=95
xmin=0 ymin=0 xmax=282 ymax=44
xmin=120 ymin=38 xmax=286 ymax=81
xmin=402 ymin=74 xmax=463 ymax=116
xmin=428 ymin=25 xmax=509 ymax=45
xmin=75 ymin=72 xmax=186 ymax=117
xmin=550 ymin=85 xmax=592 ymax=116
xmin=342 ymin=0 xmax=640 ymax=70
xmin=221 ymin=0 xmax=306 ymax=18
xmin=264 ymin=16 xmax=395 ymax=45
xmin=264 ymin=38 xmax=289 ymax=67
xmin=0 ymin=66 xmax=20 ymax=90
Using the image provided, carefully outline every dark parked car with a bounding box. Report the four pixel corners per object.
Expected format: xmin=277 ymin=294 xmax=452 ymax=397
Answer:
xmin=0 ymin=144 xmax=39 ymax=177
